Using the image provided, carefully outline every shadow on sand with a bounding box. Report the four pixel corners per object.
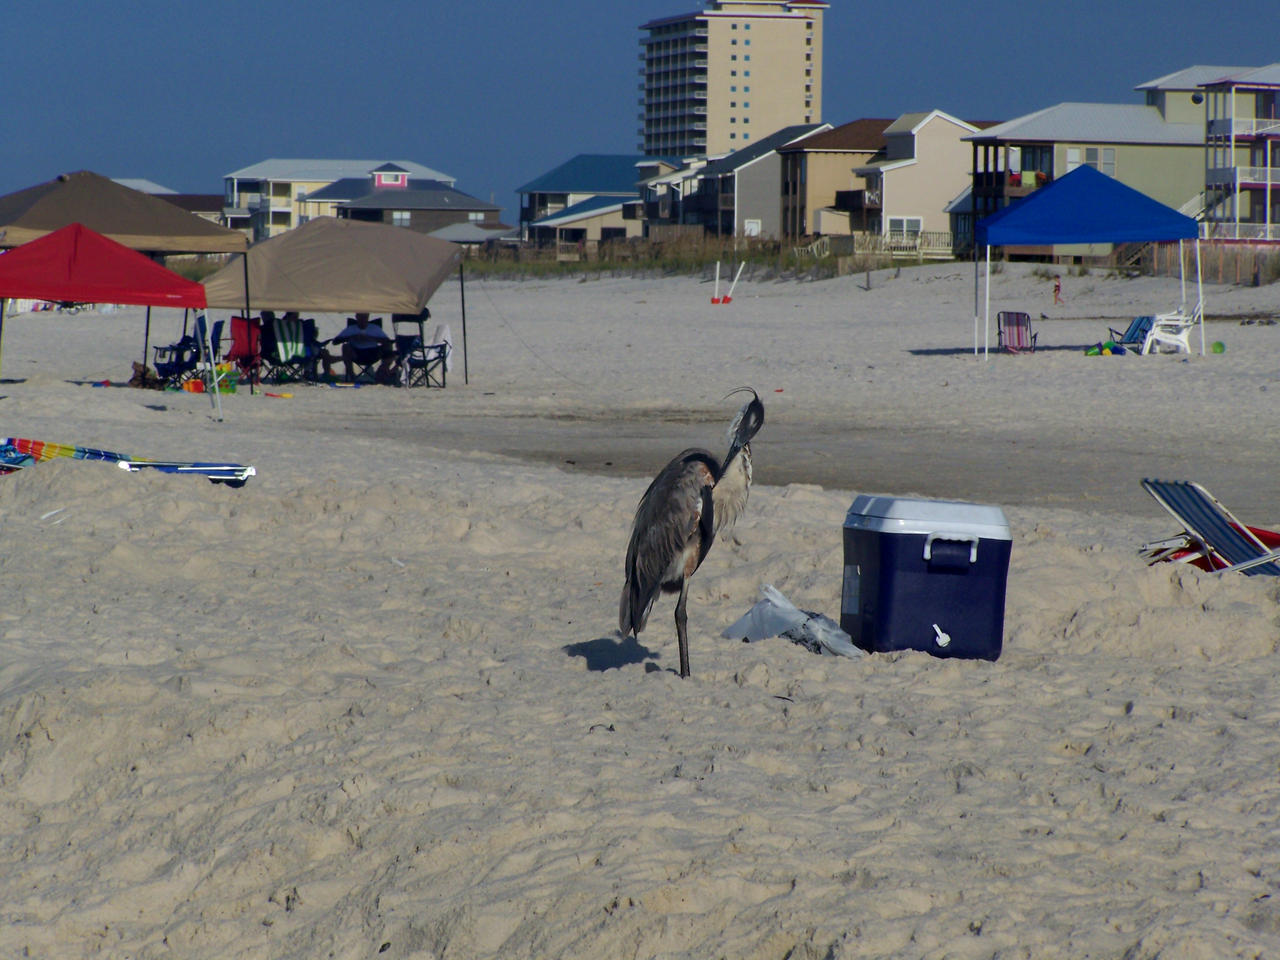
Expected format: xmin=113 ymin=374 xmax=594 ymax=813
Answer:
xmin=907 ymin=343 xmax=1096 ymax=356
xmin=563 ymin=634 xmax=659 ymax=672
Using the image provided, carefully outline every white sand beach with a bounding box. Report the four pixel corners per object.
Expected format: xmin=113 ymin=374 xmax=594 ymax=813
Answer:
xmin=3 ymin=263 xmax=1280 ymax=958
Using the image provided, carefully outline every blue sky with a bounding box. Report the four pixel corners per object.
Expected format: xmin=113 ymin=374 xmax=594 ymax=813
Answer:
xmin=8 ymin=1 xmax=1277 ymax=223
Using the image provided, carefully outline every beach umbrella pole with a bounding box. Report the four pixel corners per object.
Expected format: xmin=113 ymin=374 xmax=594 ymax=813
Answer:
xmin=0 ymin=297 xmax=6 ymax=378
xmin=142 ymin=306 xmax=152 ymax=372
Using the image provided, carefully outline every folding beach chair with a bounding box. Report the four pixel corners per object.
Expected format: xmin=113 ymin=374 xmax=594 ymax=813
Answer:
xmin=1108 ymin=315 xmax=1154 ymax=351
xmin=152 ymin=313 xmax=222 ymax=388
xmin=223 ymin=316 xmax=263 ymax=383
xmin=262 ymin=314 xmax=319 ymax=383
xmin=1140 ymin=479 xmax=1280 ymax=575
xmin=151 ymin=334 xmax=200 ymax=387
xmin=392 ymin=314 xmax=448 ymax=388
xmin=996 ymin=311 xmax=1037 ymax=354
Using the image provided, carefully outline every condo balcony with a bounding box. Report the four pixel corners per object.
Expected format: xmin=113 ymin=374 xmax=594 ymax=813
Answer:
xmin=1207 ymin=117 xmax=1280 ymax=139
xmin=1207 ymin=165 xmax=1280 ymax=187
xmin=834 ymin=188 xmax=880 ymax=212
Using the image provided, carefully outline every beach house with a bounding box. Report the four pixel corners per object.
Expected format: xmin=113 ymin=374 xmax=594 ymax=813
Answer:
xmin=679 ymin=122 xmax=827 ymax=237
xmin=222 ymin=159 xmax=455 ymax=240
xmin=776 ymin=117 xmax=892 ymax=238
xmin=300 ymin=165 xmax=506 ymax=236
xmin=965 ymin=70 xmax=1215 ymax=225
xmin=517 ymin=154 xmax=679 ymax=245
xmin=851 ymin=111 xmax=989 ymax=256
xmin=1197 ymin=64 xmax=1280 ymax=242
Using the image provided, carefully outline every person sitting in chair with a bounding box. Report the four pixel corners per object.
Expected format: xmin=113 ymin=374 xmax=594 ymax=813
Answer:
xmin=330 ymin=313 xmax=396 ymax=383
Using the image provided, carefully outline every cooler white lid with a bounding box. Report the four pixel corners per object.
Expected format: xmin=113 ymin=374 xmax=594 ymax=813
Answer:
xmin=845 ymin=494 xmax=1011 ymax=541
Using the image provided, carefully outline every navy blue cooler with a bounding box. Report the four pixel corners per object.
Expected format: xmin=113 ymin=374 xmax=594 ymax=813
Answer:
xmin=841 ymin=495 xmax=1011 ymax=660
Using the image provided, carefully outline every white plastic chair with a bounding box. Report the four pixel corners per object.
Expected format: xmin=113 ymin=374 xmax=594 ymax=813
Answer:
xmin=1142 ymin=305 xmax=1200 ymax=354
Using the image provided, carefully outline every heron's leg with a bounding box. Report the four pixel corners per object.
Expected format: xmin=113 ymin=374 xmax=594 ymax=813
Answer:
xmin=675 ymin=578 xmax=691 ymax=678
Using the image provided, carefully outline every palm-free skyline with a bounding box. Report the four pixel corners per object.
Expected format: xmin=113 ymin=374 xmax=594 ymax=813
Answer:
xmin=8 ymin=0 xmax=1278 ymax=222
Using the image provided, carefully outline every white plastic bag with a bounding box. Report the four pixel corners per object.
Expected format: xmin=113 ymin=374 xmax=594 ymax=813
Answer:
xmin=722 ymin=584 xmax=865 ymax=659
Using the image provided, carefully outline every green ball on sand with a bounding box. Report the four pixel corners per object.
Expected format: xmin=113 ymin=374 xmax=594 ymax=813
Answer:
xmin=1211 ymin=341 xmax=1226 ymax=354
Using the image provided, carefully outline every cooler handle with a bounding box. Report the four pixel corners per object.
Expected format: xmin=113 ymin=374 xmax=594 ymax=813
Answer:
xmin=923 ymin=533 xmax=980 ymax=564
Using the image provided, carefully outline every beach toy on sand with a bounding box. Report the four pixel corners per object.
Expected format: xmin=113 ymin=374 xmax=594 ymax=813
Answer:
xmin=1212 ymin=341 xmax=1226 ymax=354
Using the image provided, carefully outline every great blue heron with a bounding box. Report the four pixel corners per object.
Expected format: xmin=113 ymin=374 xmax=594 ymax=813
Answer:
xmin=619 ymin=388 xmax=765 ymax=677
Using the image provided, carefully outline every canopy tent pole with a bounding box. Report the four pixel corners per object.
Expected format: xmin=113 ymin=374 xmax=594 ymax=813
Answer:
xmin=1196 ymin=237 xmax=1206 ymax=356
xmin=142 ymin=306 xmax=152 ymax=371
xmin=973 ymin=248 xmax=980 ymax=356
xmin=459 ymin=262 xmax=469 ymax=385
xmin=984 ymin=245 xmax=992 ymax=358
xmin=0 ymin=297 xmax=6 ymax=378
xmin=1178 ymin=239 xmax=1187 ymax=311
xmin=241 ymin=248 xmax=256 ymax=393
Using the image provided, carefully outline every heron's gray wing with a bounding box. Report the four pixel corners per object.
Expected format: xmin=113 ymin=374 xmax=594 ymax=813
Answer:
xmin=620 ymin=449 xmax=718 ymax=636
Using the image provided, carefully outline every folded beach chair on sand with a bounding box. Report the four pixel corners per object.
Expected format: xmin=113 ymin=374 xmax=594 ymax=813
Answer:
xmin=1140 ymin=479 xmax=1280 ymax=575
xmin=0 ymin=437 xmax=255 ymax=487
xmin=996 ymin=311 xmax=1037 ymax=354
xmin=1108 ymin=315 xmax=1154 ymax=351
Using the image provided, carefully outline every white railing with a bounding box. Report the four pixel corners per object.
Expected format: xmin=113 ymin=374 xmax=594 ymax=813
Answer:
xmin=1201 ymin=222 xmax=1280 ymax=241
xmin=1206 ymin=165 xmax=1279 ymax=186
xmin=794 ymin=232 xmax=956 ymax=260
xmin=1208 ymin=117 xmax=1280 ymax=138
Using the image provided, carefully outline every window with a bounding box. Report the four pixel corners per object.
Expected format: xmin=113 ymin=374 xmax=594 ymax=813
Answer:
xmin=730 ymin=85 xmax=736 ymax=92
xmin=391 ymin=211 xmax=410 ymax=227
xmin=743 ymin=101 xmax=749 ymax=108
xmin=731 ymin=38 xmax=737 ymax=45
xmin=731 ymin=54 xmax=737 ymax=61
xmin=744 ymin=39 xmax=750 ymax=45
xmin=744 ymin=85 xmax=749 ymax=92
xmin=730 ymin=101 xmax=736 ymax=108
xmin=888 ymin=216 xmax=922 ymax=239
xmin=468 ymin=211 xmax=484 ymax=222
xmin=744 ymin=54 xmax=750 ymax=61
xmin=1084 ymin=147 xmax=1115 ymax=176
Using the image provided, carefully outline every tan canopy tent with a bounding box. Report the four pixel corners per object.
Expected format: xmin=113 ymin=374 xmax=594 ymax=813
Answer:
xmin=202 ymin=216 xmax=468 ymax=380
xmin=202 ymin=216 xmax=460 ymax=313
xmin=0 ymin=171 xmax=246 ymax=254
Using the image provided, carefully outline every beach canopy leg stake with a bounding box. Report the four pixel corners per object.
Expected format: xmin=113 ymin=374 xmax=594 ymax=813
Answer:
xmin=720 ymin=262 xmax=745 ymax=304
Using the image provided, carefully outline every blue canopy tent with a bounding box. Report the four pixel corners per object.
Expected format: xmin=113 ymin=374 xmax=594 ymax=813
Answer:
xmin=973 ymin=165 xmax=1203 ymax=355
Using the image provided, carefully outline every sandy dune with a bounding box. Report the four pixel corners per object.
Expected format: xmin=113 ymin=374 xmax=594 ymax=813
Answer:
xmin=2 ymin=263 xmax=1280 ymax=958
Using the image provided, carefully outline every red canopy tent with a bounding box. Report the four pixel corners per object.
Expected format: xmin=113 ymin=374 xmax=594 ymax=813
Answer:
xmin=0 ymin=221 xmax=207 ymax=308
xmin=0 ymin=223 xmax=223 ymax=416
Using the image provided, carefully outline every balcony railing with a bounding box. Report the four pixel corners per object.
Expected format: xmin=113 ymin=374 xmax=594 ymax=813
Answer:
xmin=834 ymin=189 xmax=879 ymax=212
xmin=1208 ymin=117 xmax=1280 ymax=138
xmin=1207 ymin=165 xmax=1280 ymax=186
xmin=1201 ymin=221 xmax=1280 ymax=242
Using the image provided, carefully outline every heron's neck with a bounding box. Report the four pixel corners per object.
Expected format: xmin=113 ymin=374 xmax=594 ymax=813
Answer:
xmin=712 ymin=444 xmax=752 ymax=534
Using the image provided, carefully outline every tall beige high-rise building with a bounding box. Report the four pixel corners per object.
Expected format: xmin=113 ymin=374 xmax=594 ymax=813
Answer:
xmin=639 ymin=0 xmax=827 ymax=158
